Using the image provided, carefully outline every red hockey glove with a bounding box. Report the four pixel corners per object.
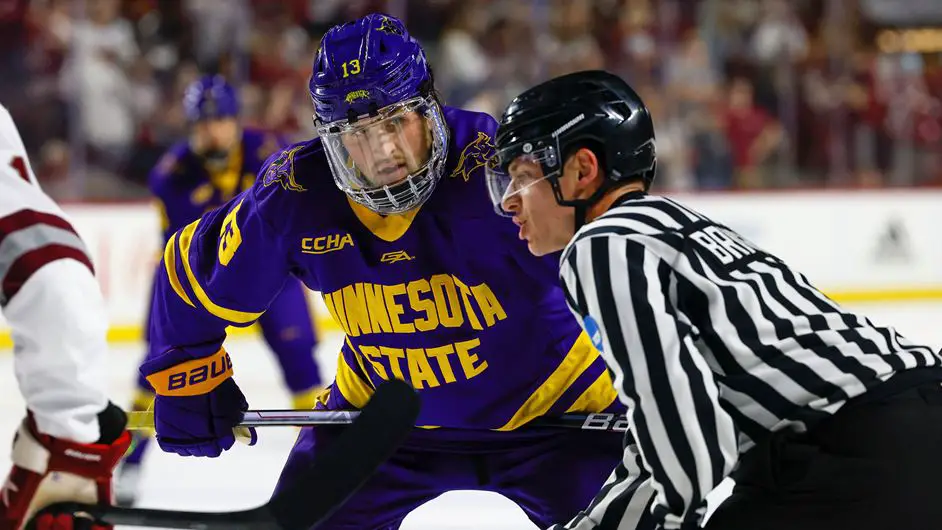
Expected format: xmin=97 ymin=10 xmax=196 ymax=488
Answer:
xmin=0 ymin=406 xmax=130 ymax=530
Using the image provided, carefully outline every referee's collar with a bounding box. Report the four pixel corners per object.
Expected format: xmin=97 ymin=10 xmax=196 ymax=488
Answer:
xmin=608 ymin=190 xmax=647 ymax=210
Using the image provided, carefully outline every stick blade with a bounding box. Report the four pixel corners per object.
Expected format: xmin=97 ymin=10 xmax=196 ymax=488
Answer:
xmin=267 ymin=378 xmax=420 ymax=529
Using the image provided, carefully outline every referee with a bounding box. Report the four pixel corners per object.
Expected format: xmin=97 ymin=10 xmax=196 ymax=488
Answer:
xmin=485 ymin=69 xmax=942 ymax=530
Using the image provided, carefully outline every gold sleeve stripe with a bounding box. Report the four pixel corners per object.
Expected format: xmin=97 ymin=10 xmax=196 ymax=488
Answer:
xmin=177 ymin=219 xmax=264 ymax=324
xmin=334 ymin=350 xmax=374 ymax=409
xmin=566 ymin=369 xmax=619 ymax=414
xmin=497 ymin=331 xmax=601 ymax=431
xmin=345 ymin=337 xmax=376 ymax=387
xmin=164 ymin=232 xmax=195 ymax=308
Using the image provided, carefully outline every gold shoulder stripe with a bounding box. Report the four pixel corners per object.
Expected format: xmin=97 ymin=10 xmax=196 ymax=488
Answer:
xmin=163 ymin=232 xmax=195 ymax=308
xmin=177 ymin=219 xmax=264 ymax=324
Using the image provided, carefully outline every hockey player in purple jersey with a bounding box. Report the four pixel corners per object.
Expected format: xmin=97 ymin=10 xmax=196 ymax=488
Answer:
xmin=142 ymin=14 xmax=625 ymax=528
xmin=116 ymin=75 xmax=323 ymax=506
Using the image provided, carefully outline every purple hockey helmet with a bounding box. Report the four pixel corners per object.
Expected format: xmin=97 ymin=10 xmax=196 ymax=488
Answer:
xmin=183 ymin=75 xmax=239 ymax=122
xmin=309 ymin=13 xmax=449 ymax=215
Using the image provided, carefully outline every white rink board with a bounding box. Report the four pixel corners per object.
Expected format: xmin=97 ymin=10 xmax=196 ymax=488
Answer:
xmin=1 ymin=190 xmax=940 ymax=339
xmin=676 ymin=189 xmax=942 ymax=294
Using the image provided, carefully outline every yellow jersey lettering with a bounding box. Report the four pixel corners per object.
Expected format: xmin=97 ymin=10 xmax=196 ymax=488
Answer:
xmin=358 ymin=345 xmax=388 ymax=379
xmin=455 ymin=338 xmax=487 ymax=379
xmin=363 ymin=283 xmax=392 ymax=333
xmin=453 ymin=277 xmax=483 ymax=330
xmin=218 ymin=200 xmax=244 ymax=266
xmin=430 ymin=274 xmax=463 ymax=328
xmin=471 ymin=283 xmax=507 ymax=327
xmin=342 ymin=283 xmax=372 ymax=337
xmin=406 ymin=279 xmax=438 ymax=332
xmin=323 ymin=291 xmax=351 ymax=335
xmin=406 ymin=347 xmax=440 ymax=389
xmin=383 ymin=283 xmax=415 ymax=333
xmin=324 ymin=276 xmax=506 ymax=336
xmin=301 ymin=233 xmax=354 ymax=255
xmin=350 ymin=339 xmax=487 ymax=389
xmin=425 ymin=344 xmax=457 ymax=383
xmin=379 ymin=346 xmax=406 ymax=380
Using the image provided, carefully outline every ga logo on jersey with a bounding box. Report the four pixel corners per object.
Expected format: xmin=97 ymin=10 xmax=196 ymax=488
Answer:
xmin=450 ymin=131 xmax=495 ymax=182
xmin=583 ymin=315 xmax=604 ymax=353
xmin=263 ymin=145 xmax=307 ymax=192
xmin=380 ymin=250 xmax=414 ymax=264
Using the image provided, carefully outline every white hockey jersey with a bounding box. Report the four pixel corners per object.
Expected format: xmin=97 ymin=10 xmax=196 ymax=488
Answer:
xmin=0 ymin=104 xmax=109 ymax=444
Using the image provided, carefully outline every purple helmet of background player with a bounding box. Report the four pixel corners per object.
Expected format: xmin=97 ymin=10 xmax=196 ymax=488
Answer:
xmin=183 ymin=75 xmax=239 ymax=122
xmin=182 ymin=75 xmax=241 ymax=168
xmin=310 ymin=13 xmax=449 ymax=215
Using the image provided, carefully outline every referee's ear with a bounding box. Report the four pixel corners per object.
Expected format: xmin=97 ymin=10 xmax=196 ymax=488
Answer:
xmin=569 ymin=147 xmax=603 ymax=198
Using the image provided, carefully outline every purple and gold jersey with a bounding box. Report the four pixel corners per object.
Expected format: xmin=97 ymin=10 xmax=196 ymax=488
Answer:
xmin=149 ymin=128 xmax=283 ymax=243
xmin=149 ymin=107 xmax=620 ymax=430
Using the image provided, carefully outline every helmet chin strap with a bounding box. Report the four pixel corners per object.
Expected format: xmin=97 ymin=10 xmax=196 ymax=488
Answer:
xmin=550 ymin=176 xmax=618 ymax=233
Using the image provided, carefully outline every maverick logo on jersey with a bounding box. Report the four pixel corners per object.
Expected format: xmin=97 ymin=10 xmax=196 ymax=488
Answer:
xmin=263 ymin=145 xmax=307 ymax=192
xmin=450 ymin=132 xmax=496 ymax=182
xmin=381 ymin=250 xmax=413 ymax=263
xmin=301 ymin=233 xmax=355 ymax=255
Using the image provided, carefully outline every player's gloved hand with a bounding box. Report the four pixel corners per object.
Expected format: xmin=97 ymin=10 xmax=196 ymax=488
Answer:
xmin=0 ymin=404 xmax=131 ymax=530
xmin=140 ymin=347 xmax=256 ymax=458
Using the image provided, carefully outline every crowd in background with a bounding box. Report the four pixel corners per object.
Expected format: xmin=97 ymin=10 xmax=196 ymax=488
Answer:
xmin=2 ymin=0 xmax=941 ymax=199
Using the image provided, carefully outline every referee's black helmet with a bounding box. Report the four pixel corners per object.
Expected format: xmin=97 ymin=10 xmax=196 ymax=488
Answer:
xmin=486 ymin=70 xmax=656 ymax=215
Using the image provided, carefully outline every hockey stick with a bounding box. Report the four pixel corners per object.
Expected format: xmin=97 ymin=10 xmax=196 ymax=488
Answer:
xmin=32 ymin=379 xmax=421 ymax=530
xmin=127 ymin=408 xmax=631 ymax=433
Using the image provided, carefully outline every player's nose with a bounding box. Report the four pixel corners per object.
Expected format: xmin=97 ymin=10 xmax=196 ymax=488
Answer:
xmin=502 ymin=195 xmax=521 ymax=217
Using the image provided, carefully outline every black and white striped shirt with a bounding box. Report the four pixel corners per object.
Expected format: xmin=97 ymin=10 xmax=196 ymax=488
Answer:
xmin=555 ymin=192 xmax=941 ymax=530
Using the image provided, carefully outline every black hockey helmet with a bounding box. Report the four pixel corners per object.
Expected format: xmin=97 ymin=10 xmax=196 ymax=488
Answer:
xmin=486 ymin=70 xmax=656 ymax=217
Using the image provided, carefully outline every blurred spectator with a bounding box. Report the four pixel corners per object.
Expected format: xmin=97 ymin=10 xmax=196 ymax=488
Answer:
xmin=721 ymin=76 xmax=784 ymax=188
xmin=435 ymin=0 xmax=491 ymax=104
xmin=61 ymin=0 xmax=139 ymax=171
xmin=2 ymin=0 xmax=939 ymax=199
xmin=751 ymin=0 xmax=808 ymax=64
xmin=184 ymin=0 xmax=250 ymax=71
